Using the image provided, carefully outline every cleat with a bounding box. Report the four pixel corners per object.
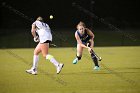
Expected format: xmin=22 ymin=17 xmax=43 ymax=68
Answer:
xmin=57 ymin=63 xmax=64 ymax=74
xmin=94 ymin=66 xmax=100 ymax=70
xmin=73 ymin=58 xmax=78 ymax=64
xmin=26 ymin=68 xmax=37 ymax=75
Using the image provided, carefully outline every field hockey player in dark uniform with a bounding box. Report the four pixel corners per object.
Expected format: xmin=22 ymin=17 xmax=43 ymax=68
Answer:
xmin=73 ymin=21 xmax=100 ymax=70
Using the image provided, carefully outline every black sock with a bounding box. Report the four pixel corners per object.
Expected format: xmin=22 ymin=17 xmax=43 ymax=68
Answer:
xmin=76 ymin=56 xmax=81 ymax=61
xmin=91 ymin=53 xmax=99 ymax=67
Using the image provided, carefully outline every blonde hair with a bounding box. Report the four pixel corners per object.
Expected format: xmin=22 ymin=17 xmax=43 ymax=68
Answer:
xmin=76 ymin=21 xmax=86 ymax=29
xmin=36 ymin=16 xmax=43 ymax=21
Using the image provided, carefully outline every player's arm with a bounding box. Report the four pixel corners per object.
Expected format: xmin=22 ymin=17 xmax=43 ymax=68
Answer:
xmin=31 ymin=24 xmax=39 ymax=42
xmin=75 ymin=32 xmax=90 ymax=49
xmin=86 ymin=28 xmax=94 ymax=49
xmin=31 ymin=24 xmax=37 ymax=38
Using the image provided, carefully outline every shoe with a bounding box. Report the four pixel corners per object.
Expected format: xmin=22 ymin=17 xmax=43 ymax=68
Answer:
xmin=57 ymin=63 xmax=64 ymax=74
xmin=94 ymin=66 xmax=100 ymax=70
xmin=26 ymin=68 xmax=37 ymax=75
xmin=73 ymin=58 xmax=78 ymax=64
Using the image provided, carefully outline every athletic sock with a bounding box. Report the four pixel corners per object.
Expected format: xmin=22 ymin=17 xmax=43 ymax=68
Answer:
xmin=32 ymin=55 xmax=39 ymax=70
xmin=76 ymin=56 xmax=81 ymax=61
xmin=91 ymin=53 xmax=99 ymax=67
xmin=46 ymin=54 xmax=59 ymax=67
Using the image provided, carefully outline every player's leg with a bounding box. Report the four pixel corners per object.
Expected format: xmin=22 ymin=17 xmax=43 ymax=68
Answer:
xmin=87 ymin=42 xmax=100 ymax=70
xmin=41 ymin=42 xmax=59 ymax=67
xmin=73 ymin=44 xmax=83 ymax=64
xmin=26 ymin=43 xmax=41 ymax=75
xmin=40 ymin=42 xmax=64 ymax=74
xmin=91 ymin=52 xmax=100 ymax=70
xmin=32 ymin=43 xmax=41 ymax=70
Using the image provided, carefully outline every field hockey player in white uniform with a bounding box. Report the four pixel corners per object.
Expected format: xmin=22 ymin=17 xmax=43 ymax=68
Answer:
xmin=26 ymin=16 xmax=64 ymax=75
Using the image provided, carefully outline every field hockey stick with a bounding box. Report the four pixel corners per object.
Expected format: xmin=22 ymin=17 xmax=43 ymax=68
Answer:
xmin=50 ymin=43 xmax=57 ymax=47
xmin=87 ymin=43 xmax=102 ymax=61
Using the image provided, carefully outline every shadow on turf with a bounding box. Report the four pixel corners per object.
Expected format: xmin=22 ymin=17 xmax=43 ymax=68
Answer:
xmin=100 ymin=63 xmax=139 ymax=86
xmin=5 ymin=49 xmax=68 ymax=86
xmin=61 ymin=70 xmax=140 ymax=75
xmin=113 ymin=67 xmax=140 ymax=70
xmin=61 ymin=71 xmax=113 ymax=75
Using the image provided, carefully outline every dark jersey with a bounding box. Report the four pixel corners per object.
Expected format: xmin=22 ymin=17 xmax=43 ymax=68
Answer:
xmin=76 ymin=29 xmax=91 ymax=45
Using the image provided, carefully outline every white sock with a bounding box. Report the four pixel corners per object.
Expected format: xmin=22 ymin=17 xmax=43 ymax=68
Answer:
xmin=50 ymin=57 xmax=59 ymax=67
xmin=32 ymin=55 xmax=39 ymax=70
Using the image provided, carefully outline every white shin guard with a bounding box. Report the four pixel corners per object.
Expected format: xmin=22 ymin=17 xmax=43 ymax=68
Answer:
xmin=46 ymin=54 xmax=59 ymax=67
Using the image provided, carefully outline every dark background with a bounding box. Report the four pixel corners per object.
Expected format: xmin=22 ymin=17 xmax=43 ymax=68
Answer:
xmin=0 ymin=0 xmax=140 ymax=48
xmin=1 ymin=0 xmax=140 ymax=28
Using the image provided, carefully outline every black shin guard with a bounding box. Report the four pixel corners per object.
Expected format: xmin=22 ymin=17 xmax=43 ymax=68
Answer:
xmin=91 ymin=53 xmax=99 ymax=67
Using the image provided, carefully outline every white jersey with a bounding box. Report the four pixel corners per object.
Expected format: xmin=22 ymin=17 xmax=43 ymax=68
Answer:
xmin=32 ymin=21 xmax=52 ymax=43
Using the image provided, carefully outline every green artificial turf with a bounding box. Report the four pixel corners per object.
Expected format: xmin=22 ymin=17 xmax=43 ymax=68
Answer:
xmin=0 ymin=47 xmax=140 ymax=93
